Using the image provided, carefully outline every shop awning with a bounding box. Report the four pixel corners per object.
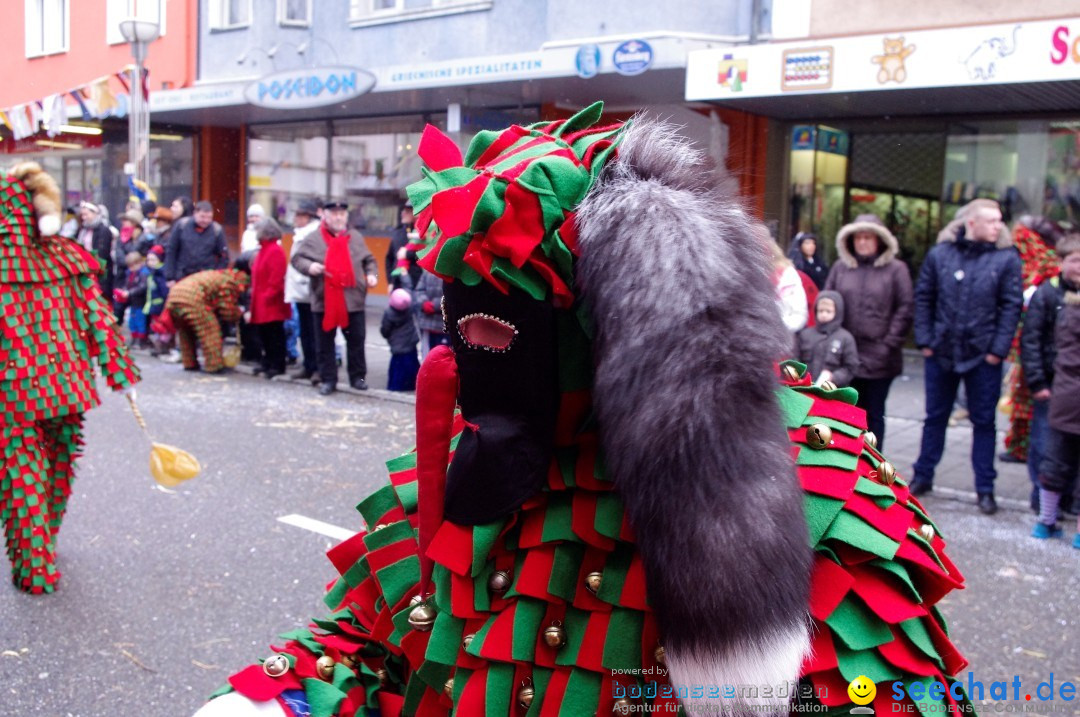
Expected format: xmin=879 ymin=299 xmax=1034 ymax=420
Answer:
xmin=685 ymin=17 xmax=1080 ymax=120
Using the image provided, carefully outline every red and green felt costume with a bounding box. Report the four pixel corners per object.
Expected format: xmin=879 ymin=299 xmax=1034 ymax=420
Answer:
xmin=0 ymin=166 xmax=139 ymax=594
xmin=213 ymin=106 xmax=969 ymax=716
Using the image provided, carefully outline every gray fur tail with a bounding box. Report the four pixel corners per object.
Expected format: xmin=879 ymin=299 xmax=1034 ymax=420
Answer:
xmin=575 ymin=119 xmax=812 ymax=716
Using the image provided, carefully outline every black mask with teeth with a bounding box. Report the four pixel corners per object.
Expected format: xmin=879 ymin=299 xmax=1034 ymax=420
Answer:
xmin=441 ymin=279 xmax=559 ymax=525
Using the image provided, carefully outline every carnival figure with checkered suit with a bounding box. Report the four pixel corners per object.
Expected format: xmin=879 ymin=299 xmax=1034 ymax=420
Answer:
xmin=164 ymin=268 xmax=249 ymax=373
xmin=0 ymin=163 xmax=139 ymax=594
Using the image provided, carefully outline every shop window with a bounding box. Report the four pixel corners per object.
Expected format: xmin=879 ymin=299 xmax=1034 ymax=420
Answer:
xmin=248 ymin=123 xmax=331 ymax=231
xmin=106 ymin=0 xmax=166 ymax=45
xmin=348 ymin=0 xmax=492 ymax=26
xmin=277 ymin=0 xmax=311 ymax=26
xmin=788 ymin=125 xmax=849 ymax=262
xmin=25 ymin=0 xmax=69 ymax=58
xmin=208 ymin=0 xmax=252 ymax=30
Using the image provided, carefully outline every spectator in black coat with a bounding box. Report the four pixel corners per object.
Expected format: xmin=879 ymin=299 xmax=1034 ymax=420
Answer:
xmin=385 ymin=202 xmax=422 ymax=290
xmin=75 ymin=201 xmax=113 ymax=295
xmin=910 ymin=199 xmax=1023 ymax=514
xmin=789 ymin=232 xmax=829 ymax=290
xmin=164 ymin=200 xmax=228 ymax=286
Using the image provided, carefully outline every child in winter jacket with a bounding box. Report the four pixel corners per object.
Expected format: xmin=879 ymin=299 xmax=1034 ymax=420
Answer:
xmin=113 ymin=252 xmax=151 ymax=348
xmin=380 ymin=288 xmax=420 ymax=391
xmin=797 ymin=290 xmax=860 ymax=386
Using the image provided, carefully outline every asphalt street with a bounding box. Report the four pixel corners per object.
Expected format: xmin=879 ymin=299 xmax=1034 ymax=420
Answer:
xmin=0 ymin=341 xmax=1078 ymax=716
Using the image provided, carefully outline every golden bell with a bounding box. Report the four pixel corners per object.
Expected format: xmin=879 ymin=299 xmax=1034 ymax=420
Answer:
xmin=149 ymin=442 xmax=202 ymax=488
xmin=375 ymin=668 xmax=389 ymax=685
xmin=488 ymin=569 xmax=512 ymax=594
xmin=543 ymin=623 xmax=566 ymax=649
xmin=654 ymin=644 xmax=666 ymax=665
xmin=863 ymin=431 xmax=878 ymax=450
xmin=408 ymin=603 xmax=436 ymax=632
xmin=877 ymin=461 xmax=896 ymax=486
xmin=517 ymin=681 xmax=535 ymax=709
xmin=918 ymin=524 xmax=936 ymax=542
xmin=262 ymin=654 xmax=290 ymax=678
xmin=341 ymin=653 xmax=357 ymax=669
xmin=782 ymin=364 xmax=802 ymax=382
xmin=315 ymin=655 xmax=336 ymax=681
xmin=805 ymin=424 xmax=833 ymax=449
xmin=410 ymin=594 xmax=424 ymax=607
xmin=443 ymin=677 xmax=455 ymax=699
xmin=585 ymin=571 xmax=603 ymax=594
xmin=371 ymin=523 xmax=388 ymax=532
xmin=462 ymin=633 xmax=475 ymax=651
xmin=819 ymin=380 xmax=838 ymax=392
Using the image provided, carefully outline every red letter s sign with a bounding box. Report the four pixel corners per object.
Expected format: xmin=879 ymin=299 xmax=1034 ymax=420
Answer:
xmin=1052 ymin=26 xmax=1069 ymax=64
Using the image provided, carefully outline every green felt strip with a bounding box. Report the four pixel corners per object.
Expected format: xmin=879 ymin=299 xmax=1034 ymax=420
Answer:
xmin=833 ymin=641 xmax=901 ymax=684
xmin=596 ymin=547 xmax=630 ymax=604
xmin=512 ymin=598 xmax=547 ymax=660
xmin=540 ymin=495 xmax=579 ymax=543
xmin=549 ymin=543 xmax=585 ymax=601
xmin=776 ymin=385 xmax=814 ymax=429
xmin=559 ymin=669 xmax=601 ymax=716
xmin=384 ymin=452 xmax=417 ymax=474
xmin=930 ymin=605 xmax=950 ymax=636
xmin=556 ymin=447 xmax=578 ymax=489
xmin=426 ymin=612 xmax=465 ymax=664
xmin=823 ymin=511 xmax=901 ymax=560
xmin=432 ymin=562 xmax=454 ymax=613
xmin=826 ymin=596 xmax=893 ymax=651
xmin=853 ymin=477 xmax=898 ymax=506
xmin=471 ymin=521 xmax=504 ymax=576
xmin=485 ymin=661 xmax=514 ymax=716
xmin=805 ymin=494 xmax=845 ymax=547
xmin=801 ymin=415 xmax=867 ymax=438
xmin=375 ymin=554 xmax=421 ymax=609
xmin=796 ymin=446 xmax=860 ymax=471
xmin=300 ymin=677 xmax=346 ymax=717
xmin=526 ymin=667 xmax=552 ymax=717
xmin=357 ymin=485 xmax=403 ymax=528
xmin=603 ymin=609 xmax=644 ymax=672
xmin=401 ymin=670 xmax=429 ymax=715
xmin=594 ymin=493 xmax=623 ymax=539
xmin=364 ymin=520 xmax=415 ymax=551
xmin=394 ymin=480 xmax=419 ymax=512
xmin=556 ymin=607 xmax=589 ymax=666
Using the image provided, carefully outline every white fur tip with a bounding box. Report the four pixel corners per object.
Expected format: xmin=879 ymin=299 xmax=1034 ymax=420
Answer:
xmin=38 ymin=214 xmax=61 ymax=237
xmin=666 ymin=624 xmax=811 ymax=716
xmin=192 ymin=691 xmax=287 ymax=717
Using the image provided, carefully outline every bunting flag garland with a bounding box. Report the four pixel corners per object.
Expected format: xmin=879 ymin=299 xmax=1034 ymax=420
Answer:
xmin=68 ymin=91 xmax=93 ymax=122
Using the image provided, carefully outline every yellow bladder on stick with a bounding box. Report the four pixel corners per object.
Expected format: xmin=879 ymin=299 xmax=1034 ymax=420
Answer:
xmin=127 ymin=394 xmax=202 ymax=487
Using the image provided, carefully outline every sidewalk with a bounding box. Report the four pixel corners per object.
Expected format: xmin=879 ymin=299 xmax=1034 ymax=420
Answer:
xmin=226 ymin=321 xmax=1035 ymax=513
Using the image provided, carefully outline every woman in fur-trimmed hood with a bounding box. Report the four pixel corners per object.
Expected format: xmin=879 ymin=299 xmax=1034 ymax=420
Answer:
xmin=197 ymin=105 xmax=969 ymax=717
xmin=826 ymin=214 xmax=913 ymax=450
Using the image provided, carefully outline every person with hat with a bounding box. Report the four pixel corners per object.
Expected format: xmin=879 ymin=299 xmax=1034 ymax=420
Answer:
xmin=386 ymin=201 xmax=420 ymax=290
xmin=241 ymin=203 xmax=266 ymax=254
xmin=76 ymin=200 xmax=113 ymax=294
xmin=285 ymin=198 xmax=322 ymax=381
xmin=910 ymin=199 xmax=1023 ymax=514
xmin=291 ymin=199 xmax=378 ymax=394
xmin=247 ymin=219 xmax=291 ymax=379
xmin=145 ymin=206 xmax=174 ymax=254
xmin=824 ymin=214 xmax=914 ymax=451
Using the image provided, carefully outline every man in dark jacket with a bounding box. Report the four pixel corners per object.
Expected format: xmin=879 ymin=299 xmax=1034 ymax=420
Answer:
xmin=1021 ymin=235 xmax=1080 ymax=515
xmin=911 ymin=199 xmax=1023 ymax=514
xmin=292 ymin=199 xmax=378 ymax=395
xmin=164 ymin=200 xmax=229 ymax=286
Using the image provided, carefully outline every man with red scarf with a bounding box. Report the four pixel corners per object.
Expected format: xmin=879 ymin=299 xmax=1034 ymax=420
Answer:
xmin=291 ymin=200 xmax=378 ymax=395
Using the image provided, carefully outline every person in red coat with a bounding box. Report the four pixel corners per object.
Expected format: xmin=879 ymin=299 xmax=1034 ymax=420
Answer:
xmin=248 ymin=219 xmax=291 ymax=379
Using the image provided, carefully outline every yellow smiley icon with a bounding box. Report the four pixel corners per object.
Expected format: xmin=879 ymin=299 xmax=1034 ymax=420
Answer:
xmin=848 ymin=675 xmax=876 ymax=705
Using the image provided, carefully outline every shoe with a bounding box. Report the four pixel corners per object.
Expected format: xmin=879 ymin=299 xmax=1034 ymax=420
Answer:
xmin=1031 ymin=522 xmax=1063 ymax=539
xmin=908 ymin=480 xmax=933 ymax=497
xmin=351 ymin=378 xmax=369 ymax=391
xmin=998 ymin=451 xmax=1024 ymax=464
xmin=253 ymin=367 xmax=266 ymax=376
xmin=291 ymin=368 xmax=314 ymax=380
xmin=977 ymin=493 xmax=998 ymax=515
xmin=1073 ymin=534 xmax=1080 ymax=550
xmin=264 ymin=371 xmax=283 ymax=380
xmin=183 ymin=365 xmax=200 ymax=372
xmin=318 ymin=383 xmax=336 ymax=396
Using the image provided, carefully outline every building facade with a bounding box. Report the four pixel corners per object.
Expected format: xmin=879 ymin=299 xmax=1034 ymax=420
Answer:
xmin=687 ymin=2 xmax=1080 ymax=270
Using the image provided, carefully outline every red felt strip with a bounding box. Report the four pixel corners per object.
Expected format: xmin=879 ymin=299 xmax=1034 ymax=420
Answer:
xmin=878 ymin=627 xmax=943 ymax=676
xmin=228 ymin=663 xmax=299 ymax=701
xmin=430 ymin=174 xmax=491 ymax=238
xmin=571 ymin=492 xmax=615 ymax=551
xmin=848 ymin=565 xmax=926 ymax=624
xmin=619 ymin=554 xmax=649 ymax=611
xmin=414 ymin=345 xmax=459 ymax=597
xmin=516 ymin=545 xmax=558 ymax=601
xmin=923 ymin=612 xmax=969 ymax=676
xmin=477 ymin=604 xmax=517 ymax=662
xmin=426 ymin=521 xmax=474 ymax=577
xmin=450 ymin=571 xmax=484 ymax=619
xmin=577 ymin=611 xmax=611 ymax=670
xmin=473 ymin=125 xmax=531 ymax=168
xmin=539 ymin=669 xmax=569 ymax=717
xmin=455 ymin=666 xmax=488 ymax=714
xmin=482 ymin=183 xmax=547 ymax=268
xmin=555 ymin=390 xmax=590 ymax=446
xmin=807 ymin=395 xmax=868 ymax=429
xmin=844 ymin=494 xmax=914 ymax=543
xmin=808 ymin=555 xmax=854 ymax=621
xmin=400 ymin=625 xmax=431 ymax=668
xmin=327 ymin=531 xmax=369 ymax=575
xmin=799 ymin=465 xmax=859 ymax=500
xmin=418 ymin=124 xmax=464 ymax=172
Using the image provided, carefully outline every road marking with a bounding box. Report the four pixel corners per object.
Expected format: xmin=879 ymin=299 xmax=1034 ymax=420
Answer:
xmin=277 ymin=514 xmax=357 ymax=541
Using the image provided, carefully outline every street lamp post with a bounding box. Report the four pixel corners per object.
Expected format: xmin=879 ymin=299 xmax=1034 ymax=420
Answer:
xmin=118 ymin=18 xmax=160 ymax=185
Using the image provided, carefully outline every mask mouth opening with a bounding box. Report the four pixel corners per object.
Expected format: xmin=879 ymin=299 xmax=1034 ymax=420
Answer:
xmin=457 ymin=313 xmax=518 ymax=352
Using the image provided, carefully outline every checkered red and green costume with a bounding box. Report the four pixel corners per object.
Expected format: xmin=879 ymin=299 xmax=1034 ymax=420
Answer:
xmin=163 ymin=269 xmax=248 ymax=373
xmin=1 ymin=170 xmax=139 ymax=594
xmin=215 ymin=106 xmax=970 ymax=716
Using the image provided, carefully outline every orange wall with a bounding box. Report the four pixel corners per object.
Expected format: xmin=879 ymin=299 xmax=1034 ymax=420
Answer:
xmin=1 ymin=0 xmax=195 ymax=107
